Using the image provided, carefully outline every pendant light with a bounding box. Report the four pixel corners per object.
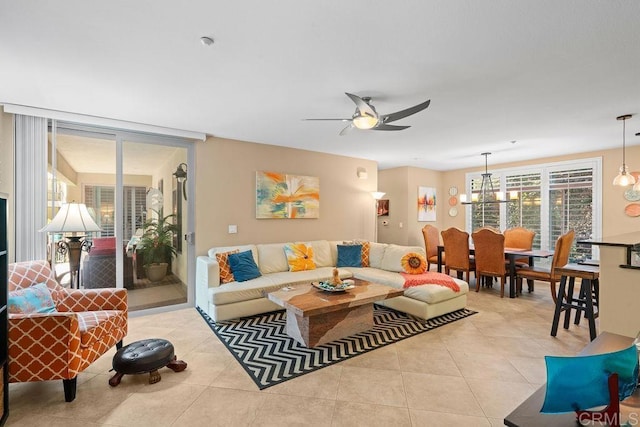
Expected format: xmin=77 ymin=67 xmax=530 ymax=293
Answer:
xmin=613 ymin=114 xmax=635 ymax=187
xmin=460 ymin=152 xmax=518 ymax=204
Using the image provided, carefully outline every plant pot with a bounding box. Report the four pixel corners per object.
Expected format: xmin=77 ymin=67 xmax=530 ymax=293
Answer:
xmin=145 ymin=263 xmax=168 ymax=282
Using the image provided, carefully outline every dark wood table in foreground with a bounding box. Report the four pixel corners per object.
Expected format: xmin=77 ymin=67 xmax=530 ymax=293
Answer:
xmin=267 ymin=279 xmax=403 ymax=347
xmin=437 ymin=245 xmax=553 ymax=298
xmin=504 ymin=332 xmax=640 ymax=426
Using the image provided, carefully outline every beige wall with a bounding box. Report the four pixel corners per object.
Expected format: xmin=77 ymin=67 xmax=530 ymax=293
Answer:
xmin=0 ymin=109 xmax=14 ymax=261
xmin=378 ymin=166 xmax=444 ymax=247
xmin=440 ymin=147 xmax=640 ymax=239
xmin=379 ymin=146 xmax=640 ymax=251
xmin=194 ymin=137 xmax=379 ymax=256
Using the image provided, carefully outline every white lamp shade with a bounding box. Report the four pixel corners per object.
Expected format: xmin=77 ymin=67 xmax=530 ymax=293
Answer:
xmin=371 ymin=191 xmax=386 ymax=200
xmin=40 ymin=202 xmax=101 ymax=234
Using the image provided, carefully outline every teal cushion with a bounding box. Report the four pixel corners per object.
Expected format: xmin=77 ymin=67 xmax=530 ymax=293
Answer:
xmin=337 ymin=244 xmax=363 ymax=267
xmin=228 ymin=250 xmax=262 ymax=282
xmin=8 ymin=282 xmax=56 ymax=314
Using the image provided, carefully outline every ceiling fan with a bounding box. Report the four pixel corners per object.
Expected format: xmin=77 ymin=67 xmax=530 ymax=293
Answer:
xmin=305 ymin=92 xmax=431 ymax=135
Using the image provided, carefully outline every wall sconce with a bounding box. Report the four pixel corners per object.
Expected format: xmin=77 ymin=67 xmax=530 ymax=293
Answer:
xmin=357 ymin=167 xmax=368 ymax=179
xmin=173 ymin=163 xmax=188 ymax=201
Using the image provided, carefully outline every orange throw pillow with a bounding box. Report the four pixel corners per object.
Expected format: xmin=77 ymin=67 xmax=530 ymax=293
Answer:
xmin=360 ymin=241 xmax=371 ymax=267
xmin=216 ymin=250 xmax=239 ymax=284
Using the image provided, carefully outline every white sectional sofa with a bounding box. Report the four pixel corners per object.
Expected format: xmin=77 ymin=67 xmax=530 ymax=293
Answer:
xmin=196 ymin=240 xmax=469 ymax=322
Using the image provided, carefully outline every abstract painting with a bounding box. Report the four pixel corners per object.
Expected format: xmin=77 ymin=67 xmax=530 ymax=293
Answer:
xmin=418 ymin=186 xmax=436 ymax=221
xmin=256 ymin=171 xmax=320 ymax=219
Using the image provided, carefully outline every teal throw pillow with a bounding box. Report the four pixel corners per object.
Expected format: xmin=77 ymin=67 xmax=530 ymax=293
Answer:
xmin=228 ymin=250 xmax=262 ymax=282
xmin=8 ymin=282 xmax=56 ymax=314
xmin=337 ymin=244 xmax=363 ymax=267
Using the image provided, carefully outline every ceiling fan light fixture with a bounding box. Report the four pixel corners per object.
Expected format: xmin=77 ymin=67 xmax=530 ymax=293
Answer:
xmin=613 ymin=114 xmax=635 ymax=187
xmin=352 ymin=114 xmax=379 ymax=130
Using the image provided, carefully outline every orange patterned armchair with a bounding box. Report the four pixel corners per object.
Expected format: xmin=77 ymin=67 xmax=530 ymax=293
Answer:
xmin=8 ymin=260 xmax=128 ymax=402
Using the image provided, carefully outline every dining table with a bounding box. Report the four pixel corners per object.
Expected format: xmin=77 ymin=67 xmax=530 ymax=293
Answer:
xmin=436 ymin=245 xmax=553 ymax=298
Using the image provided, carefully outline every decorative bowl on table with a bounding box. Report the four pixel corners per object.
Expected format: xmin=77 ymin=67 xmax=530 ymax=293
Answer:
xmin=312 ymin=279 xmax=355 ymax=292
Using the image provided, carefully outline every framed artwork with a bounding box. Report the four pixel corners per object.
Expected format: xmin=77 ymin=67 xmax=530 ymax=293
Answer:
xmin=418 ymin=186 xmax=436 ymax=221
xmin=377 ymin=199 xmax=389 ymax=216
xmin=256 ymin=171 xmax=320 ymax=219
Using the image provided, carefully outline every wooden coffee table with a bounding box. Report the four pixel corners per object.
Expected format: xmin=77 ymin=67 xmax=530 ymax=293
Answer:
xmin=266 ymin=279 xmax=403 ymax=347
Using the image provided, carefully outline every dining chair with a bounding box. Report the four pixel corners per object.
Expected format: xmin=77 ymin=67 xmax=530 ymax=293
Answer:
xmin=504 ymin=227 xmax=536 ymax=291
xmin=516 ymin=229 xmax=575 ymax=303
xmin=504 ymin=227 xmax=536 ymax=266
xmin=441 ymin=227 xmax=475 ymax=283
xmin=472 ymin=228 xmax=508 ymax=297
xmin=422 ymin=225 xmax=442 ymax=271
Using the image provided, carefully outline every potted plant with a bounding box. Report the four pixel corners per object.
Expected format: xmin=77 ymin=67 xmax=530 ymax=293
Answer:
xmin=137 ymin=210 xmax=178 ymax=282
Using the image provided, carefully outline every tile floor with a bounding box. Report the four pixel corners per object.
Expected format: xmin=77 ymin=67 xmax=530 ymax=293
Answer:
xmin=5 ymin=281 xmax=595 ymax=426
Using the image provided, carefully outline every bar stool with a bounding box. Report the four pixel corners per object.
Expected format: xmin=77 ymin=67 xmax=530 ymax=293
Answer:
xmin=550 ymin=263 xmax=599 ymax=341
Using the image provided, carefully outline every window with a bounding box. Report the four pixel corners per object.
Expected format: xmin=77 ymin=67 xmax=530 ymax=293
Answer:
xmin=84 ymin=185 xmax=146 ymax=240
xmin=465 ymin=158 xmax=601 ymax=261
xmin=548 ymin=167 xmax=594 ymax=261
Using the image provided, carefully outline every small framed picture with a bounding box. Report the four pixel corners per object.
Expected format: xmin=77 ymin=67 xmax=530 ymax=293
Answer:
xmin=377 ymin=199 xmax=389 ymax=216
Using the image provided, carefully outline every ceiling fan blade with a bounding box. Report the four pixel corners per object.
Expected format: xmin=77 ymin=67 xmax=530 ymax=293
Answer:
xmin=303 ymin=118 xmax=351 ymax=121
xmin=380 ymin=99 xmax=430 ymax=124
xmin=372 ymin=124 xmax=410 ymax=131
xmin=345 ymin=92 xmax=377 ymax=117
xmin=339 ymin=123 xmax=355 ymax=136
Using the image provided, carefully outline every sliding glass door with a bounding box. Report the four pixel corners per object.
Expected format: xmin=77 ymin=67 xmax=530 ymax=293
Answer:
xmin=48 ymin=122 xmax=193 ymax=312
xmin=122 ymin=139 xmax=189 ymax=311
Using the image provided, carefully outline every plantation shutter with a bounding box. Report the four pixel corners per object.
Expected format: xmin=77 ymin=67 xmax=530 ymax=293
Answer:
xmin=506 ymin=172 xmax=542 ymax=249
xmin=84 ymin=185 xmax=115 ymax=237
xmin=85 ymin=185 xmax=147 ymax=240
xmin=123 ymin=186 xmax=147 ymax=240
xmin=548 ymin=167 xmax=594 ymax=261
xmin=470 ymin=175 xmax=501 ymax=230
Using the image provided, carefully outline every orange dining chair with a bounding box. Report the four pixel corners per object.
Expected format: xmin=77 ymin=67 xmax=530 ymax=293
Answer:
xmin=516 ymin=230 xmax=575 ymax=303
xmin=441 ymin=227 xmax=475 ymax=283
xmin=504 ymin=227 xmax=535 ymax=266
xmin=504 ymin=227 xmax=536 ymax=291
xmin=472 ymin=228 xmax=508 ymax=297
xmin=422 ymin=225 xmax=443 ymax=271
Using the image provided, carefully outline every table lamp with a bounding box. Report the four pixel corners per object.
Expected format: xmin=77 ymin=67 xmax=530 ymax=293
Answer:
xmin=41 ymin=202 xmax=101 ymax=289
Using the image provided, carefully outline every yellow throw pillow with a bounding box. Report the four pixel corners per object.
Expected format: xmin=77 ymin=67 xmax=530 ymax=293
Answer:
xmin=401 ymin=252 xmax=427 ymax=274
xmin=283 ymin=243 xmax=316 ymax=272
xmin=216 ymin=250 xmax=239 ymax=283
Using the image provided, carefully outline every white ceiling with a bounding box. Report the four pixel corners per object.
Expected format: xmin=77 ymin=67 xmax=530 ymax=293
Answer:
xmin=54 ymin=133 xmax=181 ymax=175
xmin=1 ymin=1 xmax=639 ymax=171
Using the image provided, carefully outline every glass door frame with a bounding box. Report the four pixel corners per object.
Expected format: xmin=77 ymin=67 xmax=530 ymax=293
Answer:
xmin=51 ymin=121 xmax=196 ymax=311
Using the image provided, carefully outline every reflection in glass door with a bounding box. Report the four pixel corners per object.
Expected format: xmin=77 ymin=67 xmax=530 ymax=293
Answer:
xmin=48 ymin=130 xmax=116 ymax=289
xmin=122 ymin=140 xmax=189 ymax=311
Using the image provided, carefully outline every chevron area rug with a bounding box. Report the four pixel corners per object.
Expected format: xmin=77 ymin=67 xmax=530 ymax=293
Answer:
xmin=197 ymin=305 xmax=476 ymax=389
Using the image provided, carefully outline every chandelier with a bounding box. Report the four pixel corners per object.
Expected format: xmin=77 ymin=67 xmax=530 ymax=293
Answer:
xmin=460 ymin=152 xmax=517 ymax=205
